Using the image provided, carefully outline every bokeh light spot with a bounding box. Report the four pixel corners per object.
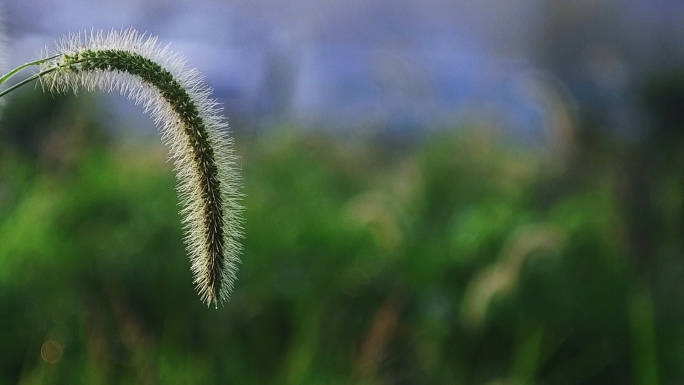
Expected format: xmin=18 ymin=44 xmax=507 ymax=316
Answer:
xmin=40 ymin=340 xmax=63 ymax=364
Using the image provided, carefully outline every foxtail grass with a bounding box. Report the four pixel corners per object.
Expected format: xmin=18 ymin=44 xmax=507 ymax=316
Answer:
xmin=1 ymin=29 xmax=243 ymax=307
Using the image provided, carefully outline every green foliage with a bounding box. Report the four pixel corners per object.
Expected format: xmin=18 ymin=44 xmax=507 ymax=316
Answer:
xmin=1 ymin=94 xmax=684 ymax=385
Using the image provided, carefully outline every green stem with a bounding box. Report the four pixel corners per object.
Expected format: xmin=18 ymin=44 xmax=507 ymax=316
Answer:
xmin=0 ymin=55 xmax=59 ymax=87
xmin=0 ymin=67 xmax=58 ymax=99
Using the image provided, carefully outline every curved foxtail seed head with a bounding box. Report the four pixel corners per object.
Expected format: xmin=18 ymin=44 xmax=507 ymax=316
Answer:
xmin=38 ymin=29 xmax=243 ymax=307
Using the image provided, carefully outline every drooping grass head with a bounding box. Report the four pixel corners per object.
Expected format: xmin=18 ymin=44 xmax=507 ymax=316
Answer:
xmin=38 ymin=29 xmax=243 ymax=307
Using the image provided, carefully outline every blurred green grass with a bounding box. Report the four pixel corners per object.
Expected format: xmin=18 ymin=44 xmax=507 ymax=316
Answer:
xmin=1 ymin=91 xmax=684 ymax=385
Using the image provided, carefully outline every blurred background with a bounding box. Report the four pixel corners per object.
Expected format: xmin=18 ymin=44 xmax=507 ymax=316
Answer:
xmin=2 ymin=0 xmax=684 ymax=384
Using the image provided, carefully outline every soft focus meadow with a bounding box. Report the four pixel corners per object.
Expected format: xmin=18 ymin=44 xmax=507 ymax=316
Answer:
xmin=3 ymin=1 xmax=684 ymax=385
xmin=3 ymin=79 xmax=684 ymax=384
